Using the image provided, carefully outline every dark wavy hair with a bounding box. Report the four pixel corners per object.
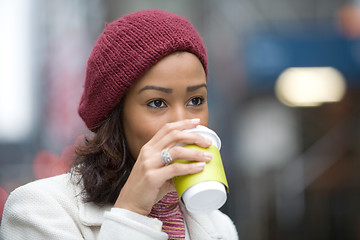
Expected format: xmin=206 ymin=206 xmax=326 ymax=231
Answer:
xmin=71 ymin=99 xmax=135 ymax=205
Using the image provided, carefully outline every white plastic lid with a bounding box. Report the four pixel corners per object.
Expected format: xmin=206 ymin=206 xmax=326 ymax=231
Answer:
xmin=183 ymin=125 xmax=221 ymax=150
xmin=182 ymin=181 xmax=227 ymax=213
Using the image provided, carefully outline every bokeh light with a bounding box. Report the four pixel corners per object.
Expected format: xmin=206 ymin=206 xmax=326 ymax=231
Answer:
xmin=275 ymin=67 xmax=346 ymax=107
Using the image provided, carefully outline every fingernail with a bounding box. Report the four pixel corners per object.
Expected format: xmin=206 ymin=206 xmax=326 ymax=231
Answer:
xmin=194 ymin=162 xmax=206 ymax=169
xmin=203 ymin=152 xmax=213 ymax=160
xmin=205 ymin=138 xmax=212 ymax=145
xmin=190 ymin=118 xmax=200 ymax=124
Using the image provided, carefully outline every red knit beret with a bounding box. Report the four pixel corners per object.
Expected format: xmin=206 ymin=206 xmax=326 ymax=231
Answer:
xmin=78 ymin=9 xmax=208 ymax=132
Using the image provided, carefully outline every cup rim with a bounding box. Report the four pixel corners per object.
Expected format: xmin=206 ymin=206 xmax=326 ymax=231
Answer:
xmin=183 ymin=125 xmax=221 ymax=149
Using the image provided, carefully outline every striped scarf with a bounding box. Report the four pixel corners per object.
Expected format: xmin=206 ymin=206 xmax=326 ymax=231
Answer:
xmin=148 ymin=191 xmax=185 ymax=239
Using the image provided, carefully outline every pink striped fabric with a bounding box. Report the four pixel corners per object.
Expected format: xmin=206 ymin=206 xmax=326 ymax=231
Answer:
xmin=148 ymin=192 xmax=185 ymax=239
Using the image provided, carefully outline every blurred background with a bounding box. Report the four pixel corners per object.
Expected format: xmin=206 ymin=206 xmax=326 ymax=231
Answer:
xmin=1 ymin=0 xmax=360 ymax=239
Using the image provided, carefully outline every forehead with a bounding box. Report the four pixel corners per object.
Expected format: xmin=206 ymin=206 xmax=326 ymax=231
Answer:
xmin=132 ymin=52 xmax=206 ymax=89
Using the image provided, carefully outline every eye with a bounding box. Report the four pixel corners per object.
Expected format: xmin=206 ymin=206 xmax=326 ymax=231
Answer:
xmin=147 ymin=99 xmax=167 ymax=108
xmin=187 ymin=97 xmax=204 ymax=106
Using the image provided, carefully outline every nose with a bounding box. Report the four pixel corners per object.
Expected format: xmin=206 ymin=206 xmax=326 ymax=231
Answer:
xmin=170 ymin=104 xmax=190 ymax=122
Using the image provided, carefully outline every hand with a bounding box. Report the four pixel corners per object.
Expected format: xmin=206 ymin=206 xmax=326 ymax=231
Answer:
xmin=114 ymin=119 xmax=213 ymax=215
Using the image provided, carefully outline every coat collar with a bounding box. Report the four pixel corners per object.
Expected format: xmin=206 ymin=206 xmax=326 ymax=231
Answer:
xmin=78 ymin=200 xmax=112 ymax=226
xmin=73 ymin=176 xmax=112 ymax=227
xmin=180 ymin=203 xmax=225 ymax=239
xmin=72 ymin=176 xmax=225 ymax=238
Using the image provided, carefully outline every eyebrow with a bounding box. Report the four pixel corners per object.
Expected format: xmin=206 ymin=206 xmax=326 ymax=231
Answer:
xmin=187 ymin=83 xmax=207 ymax=92
xmin=138 ymin=83 xmax=207 ymax=94
xmin=138 ymin=86 xmax=172 ymax=94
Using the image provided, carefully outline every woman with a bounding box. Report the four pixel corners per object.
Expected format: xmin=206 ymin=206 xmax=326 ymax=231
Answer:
xmin=1 ymin=9 xmax=238 ymax=239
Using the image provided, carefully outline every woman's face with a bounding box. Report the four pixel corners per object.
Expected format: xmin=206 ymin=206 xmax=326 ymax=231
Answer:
xmin=122 ymin=52 xmax=209 ymax=159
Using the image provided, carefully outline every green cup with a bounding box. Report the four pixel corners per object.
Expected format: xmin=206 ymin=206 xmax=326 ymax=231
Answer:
xmin=172 ymin=125 xmax=229 ymax=213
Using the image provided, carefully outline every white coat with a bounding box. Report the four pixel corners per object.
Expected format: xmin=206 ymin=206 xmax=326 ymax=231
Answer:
xmin=0 ymin=174 xmax=238 ymax=240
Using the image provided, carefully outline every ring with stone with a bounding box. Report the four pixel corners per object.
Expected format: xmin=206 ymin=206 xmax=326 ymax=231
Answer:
xmin=161 ymin=147 xmax=172 ymax=166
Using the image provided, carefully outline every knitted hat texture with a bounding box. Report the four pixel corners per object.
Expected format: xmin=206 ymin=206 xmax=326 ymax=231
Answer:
xmin=78 ymin=9 xmax=208 ymax=132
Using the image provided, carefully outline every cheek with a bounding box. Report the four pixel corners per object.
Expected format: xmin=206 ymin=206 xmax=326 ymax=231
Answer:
xmin=123 ymin=108 xmax=161 ymax=158
xmin=201 ymin=117 xmax=209 ymax=127
xmin=199 ymin=105 xmax=209 ymax=126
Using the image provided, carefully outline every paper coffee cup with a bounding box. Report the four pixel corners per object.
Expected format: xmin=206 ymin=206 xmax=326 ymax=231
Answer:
xmin=172 ymin=125 xmax=229 ymax=213
xmin=182 ymin=181 xmax=227 ymax=213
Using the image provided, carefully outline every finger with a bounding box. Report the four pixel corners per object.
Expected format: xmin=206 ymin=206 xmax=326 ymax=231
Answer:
xmin=156 ymin=162 xmax=206 ymax=182
xmin=156 ymin=130 xmax=212 ymax=150
xmin=169 ymin=146 xmax=213 ymax=163
xmin=148 ymin=118 xmax=201 ymax=144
